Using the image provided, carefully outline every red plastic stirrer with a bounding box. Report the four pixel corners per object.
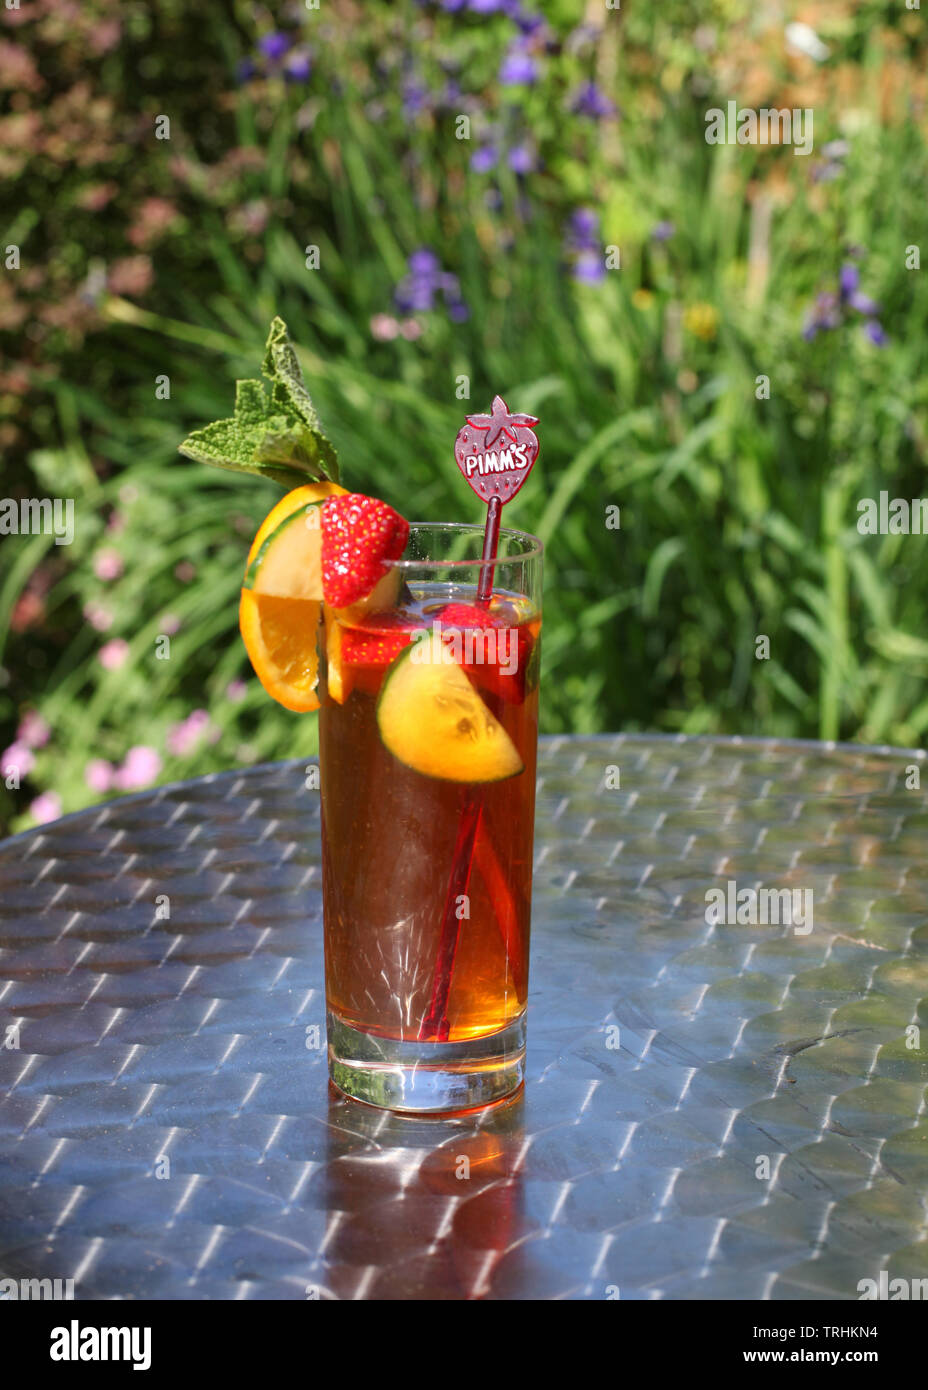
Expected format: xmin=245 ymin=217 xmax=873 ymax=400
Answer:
xmin=418 ymin=397 xmax=539 ymax=1044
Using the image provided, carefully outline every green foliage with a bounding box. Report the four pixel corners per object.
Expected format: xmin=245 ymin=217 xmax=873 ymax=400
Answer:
xmin=1 ymin=0 xmax=927 ymax=832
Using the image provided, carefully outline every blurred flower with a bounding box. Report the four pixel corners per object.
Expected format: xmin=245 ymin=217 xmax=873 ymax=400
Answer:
xmin=569 ymin=81 xmax=616 ymax=120
xmin=83 ymin=601 xmax=113 ymax=632
xmin=159 ymin=614 xmax=181 ymax=636
xmin=839 ymin=263 xmax=859 ymax=297
xmin=471 ymin=145 xmax=498 ymax=173
xmin=499 ymin=49 xmax=538 ymax=85
xmin=106 ymin=509 xmax=126 ymax=535
xmin=284 ymin=50 xmax=312 ymax=82
xmin=811 ymin=139 xmax=849 ymax=184
xmin=77 ymin=182 xmax=118 ymax=212
xmin=394 ymin=249 xmax=468 ymax=321
xmin=128 ymin=197 xmax=180 ymax=249
xmin=225 ymin=680 xmax=247 ymax=703
xmin=370 ymin=313 xmax=400 ymax=341
xmin=632 ymin=288 xmax=655 ymax=310
xmin=863 ymin=319 xmax=889 ymax=347
xmin=93 ymin=549 xmax=124 ymax=581
xmin=507 ymin=143 xmax=536 ymax=174
xmin=258 ymin=33 xmax=290 ymax=62
xmin=571 ymin=250 xmax=606 ymax=284
xmin=85 ymin=759 xmax=114 ymax=793
xmin=29 ymin=792 xmax=61 ymax=825
xmin=167 ymin=710 xmax=215 ymax=757
xmin=17 ymin=711 xmax=50 ymax=748
xmin=785 ymin=21 xmax=830 ymax=63
xmin=236 ymin=58 xmax=256 ymax=84
xmin=10 ymin=592 xmax=45 ymax=632
xmin=400 ymin=317 xmax=425 ymax=338
xmin=651 ymin=220 xmax=675 ymax=242
xmin=1 ymin=742 xmax=34 ymax=778
xmin=98 ymin=638 xmax=129 ymax=670
xmin=107 ymin=256 xmax=153 ymax=298
xmin=402 ymin=82 xmax=429 ymax=116
xmin=113 ymin=746 xmax=162 ymax=790
xmin=228 ymin=200 xmax=270 ymax=238
xmin=683 ymin=302 xmax=719 ymax=341
xmin=568 ymin=207 xmax=599 ymax=247
xmin=175 ymin=561 xmax=196 ymax=582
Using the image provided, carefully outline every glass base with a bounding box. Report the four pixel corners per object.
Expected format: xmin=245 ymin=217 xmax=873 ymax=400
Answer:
xmin=327 ymin=1010 xmax=526 ymax=1113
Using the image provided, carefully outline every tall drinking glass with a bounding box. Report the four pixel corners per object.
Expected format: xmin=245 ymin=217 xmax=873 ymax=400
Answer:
xmin=319 ymin=523 xmax=542 ymax=1111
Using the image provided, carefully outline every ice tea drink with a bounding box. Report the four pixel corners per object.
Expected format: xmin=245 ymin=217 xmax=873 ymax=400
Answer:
xmin=320 ymin=525 xmax=542 ymax=1110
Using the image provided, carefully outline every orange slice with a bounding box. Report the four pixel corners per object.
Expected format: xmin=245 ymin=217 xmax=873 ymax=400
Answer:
xmin=245 ymin=480 xmax=345 ymax=569
xmin=239 ymin=589 xmax=323 ymax=712
xmin=239 ymin=480 xmax=344 ymax=712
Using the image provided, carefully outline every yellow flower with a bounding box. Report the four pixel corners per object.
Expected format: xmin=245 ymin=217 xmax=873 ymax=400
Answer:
xmin=683 ymin=302 xmax=719 ymax=341
xmin=632 ymin=288 xmax=654 ymax=311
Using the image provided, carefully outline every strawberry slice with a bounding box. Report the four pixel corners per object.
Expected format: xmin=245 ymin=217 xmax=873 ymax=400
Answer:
xmin=321 ymin=493 xmax=409 ymax=609
xmin=437 ymin=602 xmax=534 ymax=704
xmin=341 ymin=628 xmax=414 ymax=667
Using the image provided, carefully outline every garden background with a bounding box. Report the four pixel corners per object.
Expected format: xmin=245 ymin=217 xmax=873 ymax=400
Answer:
xmin=1 ymin=0 xmax=926 ymax=834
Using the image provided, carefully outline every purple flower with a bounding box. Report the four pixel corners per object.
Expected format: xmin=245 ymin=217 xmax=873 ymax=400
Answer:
xmin=258 ymin=33 xmax=290 ymax=62
xmin=470 ymin=0 xmax=507 ymax=11
xmin=225 ymin=679 xmax=247 ymax=703
xmin=651 ymin=220 xmax=675 ymax=243
xmin=471 ymin=145 xmax=498 ymax=173
xmin=571 ymin=250 xmax=606 ymax=284
xmin=439 ymin=0 xmax=468 ymax=10
xmin=839 ymin=263 xmax=859 ymax=298
xmin=408 ymin=248 xmax=441 ymax=276
xmin=448 ymin=301 xmax=470 ymax=322
xmin=849 ymin=290 xmax=880 ymax=316
xmin=863 ymin=320 xmax=888 ymax=347
xmin=284 ymin=51 xmax=312 ymax=82
xmin=499 ymin=50 xmax=538 ymax=85
xmin=236 ymin=59 xmax=256 ymax=84
xmin=569 ymin=207 xmax=599 ymax=245
xmin=402 ymin=82 xmax=429 ymax=115
xmin=569 ymin=81 xmax=616 ymax=119
xmin=507 ymin=143 xmax=536 ymax=174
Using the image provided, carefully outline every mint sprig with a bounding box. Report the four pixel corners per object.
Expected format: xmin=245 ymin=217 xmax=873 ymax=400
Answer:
xmin=178 ymin=316 xmax=339 ymax=488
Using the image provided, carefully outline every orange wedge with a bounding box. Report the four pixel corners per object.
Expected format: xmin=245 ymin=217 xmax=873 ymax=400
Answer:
xmin=239 ymin=480 xmax=344 ymax=712
xmin=245 ymin=480 xmax=345 ymax=568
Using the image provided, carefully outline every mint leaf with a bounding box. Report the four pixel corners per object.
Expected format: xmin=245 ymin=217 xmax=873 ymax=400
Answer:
xmin=178 ymin=317 xmax=339 ymax=488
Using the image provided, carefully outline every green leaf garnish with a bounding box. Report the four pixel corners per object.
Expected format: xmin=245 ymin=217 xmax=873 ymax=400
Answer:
xmin=178 ymin=316 xmax=339 ymax=488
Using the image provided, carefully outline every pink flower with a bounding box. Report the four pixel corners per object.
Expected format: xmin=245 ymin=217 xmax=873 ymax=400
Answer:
xmin=225 ymin=679 xmax=247 ymax=702
xmin=1 ymin=742 xmax=34 ymax=778
xmin=175 ymin=561 xmax=196 ymax=583
xmin=106 ymin=510 xmax=126 ymax=535
xmin=113 ymin=746 xmax=162 ymax=790
xmin=159 ymin=613 xmax=181 ymax=636
xmin=29 ymin=792 xmax=62 ymax=825
xmin=370 ymin=314 xmax=400 ymax=341
xmin=85 ymin=759 xmax=114 ymax=793
xmin=400 ymin=318 xmax=423 ymax=340
xmin=84 ymin=601 xmax=114 ymax=632
xmin=93 ymin=549 xmax=124 ymax=581
xmin=166 ymin=709 xmax=212 ymax=757
xmin=17 ymin=711 xmax=50 ymax=748
xmin=98 ymin=638 xmax=129 ymax=670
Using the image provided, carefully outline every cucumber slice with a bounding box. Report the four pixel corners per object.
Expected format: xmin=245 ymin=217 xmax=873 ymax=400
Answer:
xmin=376 ymin=629 xmax=524 ymax=783
xmin=244 ymin=501 xmax=324 ymax=601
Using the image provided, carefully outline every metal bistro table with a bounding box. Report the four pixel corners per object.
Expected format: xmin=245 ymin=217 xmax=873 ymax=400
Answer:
xmin=0 ymin=733 xmax=926 ymax=1301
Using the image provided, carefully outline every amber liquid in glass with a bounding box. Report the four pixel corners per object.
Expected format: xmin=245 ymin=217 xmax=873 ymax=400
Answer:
xmin=320 ymin=585 xmax=539 ymax=1045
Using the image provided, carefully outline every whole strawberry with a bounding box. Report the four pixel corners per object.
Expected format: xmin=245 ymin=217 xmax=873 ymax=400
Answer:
xmin=321 ymin=493 xmax=409 ymax=608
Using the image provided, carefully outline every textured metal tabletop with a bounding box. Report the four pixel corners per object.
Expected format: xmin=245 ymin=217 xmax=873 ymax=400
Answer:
xmin=1 ymin=733 xmax=927 ymax=1301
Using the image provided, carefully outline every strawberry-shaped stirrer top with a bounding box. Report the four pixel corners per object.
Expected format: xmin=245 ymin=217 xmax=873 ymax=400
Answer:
xmin=454 ymin=395 xmax=539 ymax=603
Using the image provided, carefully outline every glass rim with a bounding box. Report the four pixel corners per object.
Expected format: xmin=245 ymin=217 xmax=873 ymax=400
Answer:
xmin=384 ymin=522 xmax=543 ymax=570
